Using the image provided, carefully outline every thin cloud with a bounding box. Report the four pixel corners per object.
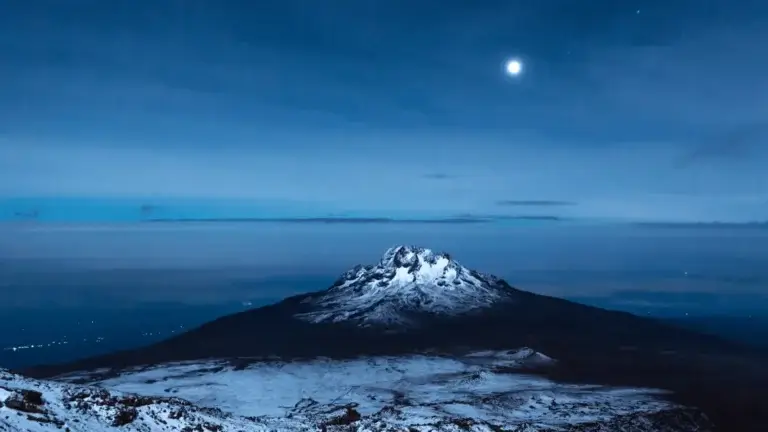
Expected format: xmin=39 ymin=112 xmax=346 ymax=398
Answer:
xmin=423 ymin=173 xmax=455 ymax=180
xmin=454 ymin=213 xmax=565 ymax=221
xmin=12 ymin=209 xmax=39 ymax=220
xmin=139 ymin=204 xmax=160 ymax=217
xmin=676 ymin=125 xmax=766 ymax=168
xmin=495 ymin=200 xmax=576 ymax=207
xmin=634 ymin=221 xmax=768 ymax=229
xmin=492 ymin=215 xmax=564 ymax=221
xmin=145 ymin=217 xmax=490 ymax=224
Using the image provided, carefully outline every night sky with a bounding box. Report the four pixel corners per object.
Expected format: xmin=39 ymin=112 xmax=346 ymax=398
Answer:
xmin=2 ymin=0 xmax=768 ymax=222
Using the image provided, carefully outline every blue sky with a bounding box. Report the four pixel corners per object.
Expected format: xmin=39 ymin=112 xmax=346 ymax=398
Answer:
xmin=2 ymin=0 xmax=768 ymax=222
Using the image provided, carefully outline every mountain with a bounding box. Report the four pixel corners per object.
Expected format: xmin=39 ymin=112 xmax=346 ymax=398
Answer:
xmin=18 ymin=246 xmax=768 ymax=431
xmin=295 ymin=246 xmax=514 ymax=326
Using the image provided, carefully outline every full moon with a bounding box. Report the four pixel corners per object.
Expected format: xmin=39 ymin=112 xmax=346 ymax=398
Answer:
xmin=505 ymin=59 xmax=523 ymax=76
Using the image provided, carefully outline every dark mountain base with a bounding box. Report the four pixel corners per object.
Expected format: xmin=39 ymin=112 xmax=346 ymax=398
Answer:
xmin=664 ymin=315 xmax=768 ymax=349
xmin=523 ymin=349 xmax=768 ymax=432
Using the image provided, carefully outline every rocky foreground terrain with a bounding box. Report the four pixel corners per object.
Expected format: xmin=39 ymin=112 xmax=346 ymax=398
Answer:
xmin=3 ymin=349 xmax=714 ymax=431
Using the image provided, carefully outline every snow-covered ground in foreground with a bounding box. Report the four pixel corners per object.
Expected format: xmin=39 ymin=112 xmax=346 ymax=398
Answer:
xmin=1 ymin=348 xmax=711 ymax=431
xmin=1 ymin=367 xmax=274 ymax=432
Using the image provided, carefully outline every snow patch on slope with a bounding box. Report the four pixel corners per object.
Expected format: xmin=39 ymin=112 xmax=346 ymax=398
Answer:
xmin=48 ymin=349 xmax=707 ymax=432
xmin=296 ymin=246 xmax=514 ymax=325
xmin=0 ymin=367 xmax=284 ymax=432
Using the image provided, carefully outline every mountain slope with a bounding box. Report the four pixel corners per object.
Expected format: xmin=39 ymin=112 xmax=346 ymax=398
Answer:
xmin=2 ymin=350 xmax=716 ymax=432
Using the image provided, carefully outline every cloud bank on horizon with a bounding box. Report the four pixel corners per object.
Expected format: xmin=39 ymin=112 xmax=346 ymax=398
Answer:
xmin=1 ymin=1 xmax=767 ymax=223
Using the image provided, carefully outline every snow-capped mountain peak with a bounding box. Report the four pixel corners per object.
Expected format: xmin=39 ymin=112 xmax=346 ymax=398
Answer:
xmin=379 ymin=245 xmax=453 ymax=270
xmin=376 ymin=245 xmax=465 ymax=285
xmin=295 ymin=245 xmax=515 ymax=326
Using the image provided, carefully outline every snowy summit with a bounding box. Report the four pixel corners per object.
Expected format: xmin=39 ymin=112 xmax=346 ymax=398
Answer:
xmin=296 ymin=246 xmax=515 ymax=326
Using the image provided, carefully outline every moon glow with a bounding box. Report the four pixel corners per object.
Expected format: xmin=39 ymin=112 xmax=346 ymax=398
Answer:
xmin=505 ymin=59 xmax=523 ymax=76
